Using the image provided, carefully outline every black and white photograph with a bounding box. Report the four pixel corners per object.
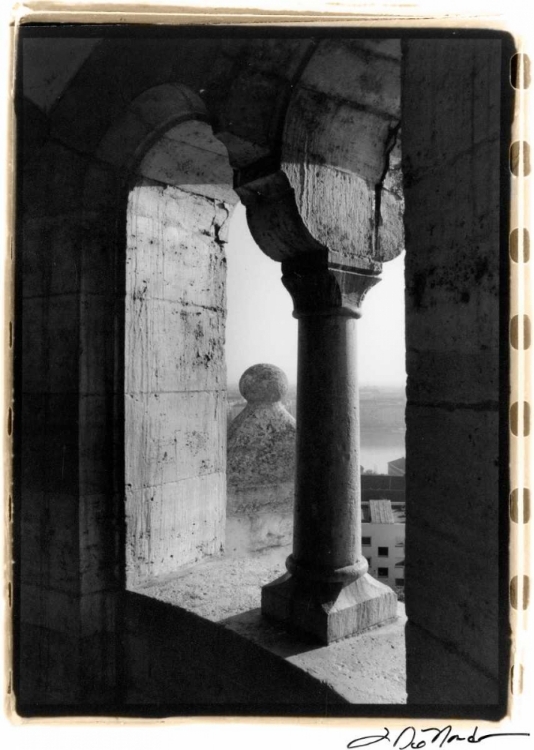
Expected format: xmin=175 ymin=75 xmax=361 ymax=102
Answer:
xmin=11 ymin=16 xmax=515 ymax=723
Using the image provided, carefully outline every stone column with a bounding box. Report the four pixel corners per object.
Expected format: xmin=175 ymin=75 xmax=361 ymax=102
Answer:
xmin=261 ymin=264 xmax=398 ymax=643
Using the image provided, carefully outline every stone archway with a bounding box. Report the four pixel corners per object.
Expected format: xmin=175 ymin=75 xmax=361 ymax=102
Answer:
xmin=17 ymin=32 xmax=404 ymax=706
xmin=16 ymin=30 xmax=507 ymax=713
xmin=123 ymin=115 xmax=238 ymax=587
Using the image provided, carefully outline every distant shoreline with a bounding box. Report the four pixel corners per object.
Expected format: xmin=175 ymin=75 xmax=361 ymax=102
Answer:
xmin=227 ymin=384 xmax=407 ymax=397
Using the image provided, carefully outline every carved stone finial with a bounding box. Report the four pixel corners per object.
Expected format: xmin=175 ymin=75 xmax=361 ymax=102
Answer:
xmin=229 ymin=364 xmax=295 ymax=487
xmin=239 ymin=363 xmax=289 ymax=404
xmin=227 ymin=364 xmax=296 ymax=556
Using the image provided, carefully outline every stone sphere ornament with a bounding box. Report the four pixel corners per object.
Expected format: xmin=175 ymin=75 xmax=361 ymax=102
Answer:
xmin=239 ymin=363 xmax=289 ymax=404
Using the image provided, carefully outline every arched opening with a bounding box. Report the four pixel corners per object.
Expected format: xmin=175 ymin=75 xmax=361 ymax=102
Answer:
xmin=123 ymin=117 xmax=238 ymax=588
xmin=15 ymin=30 xmax=508 ymax=713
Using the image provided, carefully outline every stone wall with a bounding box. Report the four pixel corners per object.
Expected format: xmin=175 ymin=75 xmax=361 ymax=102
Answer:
xmin=125 ymin=178 xmax=229 ymax=587
xmin=18 ymin=126 xmax=124 ymax=705
xmin=402 ymin=39 xmax=508 ymax=705
xmin=17 ymin=60 xmax=238 ymax=707
xmin=16 ymin=32 xmax=509 ymax=714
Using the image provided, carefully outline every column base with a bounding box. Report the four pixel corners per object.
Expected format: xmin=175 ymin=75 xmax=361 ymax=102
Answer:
xmin=261 ymin=572 xmax=398 ymax=644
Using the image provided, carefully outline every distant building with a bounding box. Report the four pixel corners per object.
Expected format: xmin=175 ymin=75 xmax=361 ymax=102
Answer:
xmin=387 ymin=456 xmax=406 ymax=476
xmin=362 ymin=499 xmax=405 ymax=590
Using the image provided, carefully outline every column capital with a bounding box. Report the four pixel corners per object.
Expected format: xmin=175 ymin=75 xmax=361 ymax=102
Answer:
xmin=282 ymin=263 xmax=381 ymax=319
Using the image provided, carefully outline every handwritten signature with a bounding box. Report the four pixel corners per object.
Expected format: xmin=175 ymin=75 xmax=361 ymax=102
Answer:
xmin=347 ymin=726 xmax=531 ymax=749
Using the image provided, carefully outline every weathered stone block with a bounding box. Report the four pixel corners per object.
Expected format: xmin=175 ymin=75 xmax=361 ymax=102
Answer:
xmin=22 ymin=295 xmax=80 ymax=394
xmin=19 ymin=394 xmax=47 ymax=492
xmin=284 ymin=87 xmax=396 ymax=183
xmin=79 ymin=296 xmax=116 ymax=397
xmin=20 ymin=583 xmax=80 ymax=634
xmin=79 ymin=493 xmax=121 ymax=595
xmin=79 ymin=590 xmax=118 ymax=637
xmin=126 ymin=300 xmax=225 ymax=393
xmin=129 ymin=179 xmax=222 ymax=231
xmin=402 ymin=37 xmax=505 ymax=707
xmin=125 ymin=390 xmax=225 ymax=490
xmin=124 ymin=177 xmax=228 ymax=588
xmin=402 ymin=39 xmax=501 ymax=178
xmin=406 ymin=348 xmax=500 ymax=405
xmin=406 ymin=406 xmax=499 ymax=556
xmin=20 ymin=394 xmax=80 ymax=494
xmin=78 ymin=630 xmax=118 ymax=704
xmin=82 ymin=160 xmax=122 ymax=213
xmin=22 ymin=216 xmax=82 ymax=298
xmin=403 ymin=139 xmax=500 ymax=256
xmin=262 ymin=572 xmax=397 ymax=644
xmin=125 ymin=473 xmax=226 ymax=587
xmin=300 ymin=39 xmax=401 ymax=118
xmin=377 ymin=183 xmax=405 ymax=262
xmin=406 ymin=522 xmax=499 ymax=679
xmin=126 ymin=208 xmax=227 ymax=308
xmin=139 ymin=120 xmax=236 ymax=205
xmin=78 ymin=210 xmax=122 ymax=296
xmin=406 ymin=621 xmax=500 ymax=705
xmin=77 ymin=394 xmax=119 ymax=510
xmin=22 ymin=140 xmax=90 ymax=217
xmin=282 ymin=161 xmax=375 ymax=261
xmin=406 ymin=289 xmax=499 ymax=370
xmin=216 ymin=68 xmax=288 ymax=148
xmin=20 ymin=492 xmax=80 ymax=593
xmin=21 ymin=209 xmax=118 ymax=302
xmin=17 ymin=623 xmax=81 ymax=707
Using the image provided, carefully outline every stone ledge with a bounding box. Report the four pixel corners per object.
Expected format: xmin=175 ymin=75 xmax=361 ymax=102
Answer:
xmin=137 ymin=550 xmax=406 ymax=704
xmin=223 ymin=603 xmax=406 ymax=705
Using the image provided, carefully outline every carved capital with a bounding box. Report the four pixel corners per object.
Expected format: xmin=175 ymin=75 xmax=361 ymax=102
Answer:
xmin=236 ymin=170 xmax=385 ymax=274
xmin=282 ymin=263 xmax=381 ymax=319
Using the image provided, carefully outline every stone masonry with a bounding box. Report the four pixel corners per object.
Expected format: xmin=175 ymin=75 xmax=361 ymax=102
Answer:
xmin=16 ymin=32 xmax=509 ymax=714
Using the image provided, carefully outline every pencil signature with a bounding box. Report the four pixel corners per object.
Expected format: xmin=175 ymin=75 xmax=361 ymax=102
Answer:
xmin=347 ymin=726 xmax=531 ymax=749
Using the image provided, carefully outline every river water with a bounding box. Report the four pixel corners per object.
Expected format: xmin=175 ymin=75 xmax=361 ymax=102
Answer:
xmin=360 ymin=430 xmax=405 ymax=474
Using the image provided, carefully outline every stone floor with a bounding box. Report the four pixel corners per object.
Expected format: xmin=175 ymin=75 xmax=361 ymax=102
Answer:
xmin=139 ymin=547 xmax=407 ymax=704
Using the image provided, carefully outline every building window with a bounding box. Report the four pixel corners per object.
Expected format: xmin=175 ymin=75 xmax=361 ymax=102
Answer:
xmin=378 ymin=546 xmax=389 ymax=557
xmin=362 ymin=536 xmax=372 ymax=546
xmin=395 ymin=577 xmax=405 ymax=586
xmin=366 ymin=557 xmax=372 ymax=567
xmin=378 ymin=567 xmax=389 ymax=578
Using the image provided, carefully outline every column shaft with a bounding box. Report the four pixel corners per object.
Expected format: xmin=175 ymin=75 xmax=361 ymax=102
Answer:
xmin=293 ymin=315 xmax=361 ymax=572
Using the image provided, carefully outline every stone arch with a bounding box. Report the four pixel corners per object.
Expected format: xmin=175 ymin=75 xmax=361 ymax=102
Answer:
xmin=17 ymin=35 xmax=405 ymax=705
xmin=17 ymin=32 xmax=507 ymax=711
xmin=76 ymin=82 xmax=241 ymax=588
xmin=95 ymin=83 xmax=211 ymax=173
xmin=18 ymin=71 xmax=241 ymax=703
xmin=236 ymin=38 xmax=403 ymax=271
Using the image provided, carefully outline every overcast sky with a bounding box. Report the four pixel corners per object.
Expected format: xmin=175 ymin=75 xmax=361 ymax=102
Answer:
xmin=226 ymin=203 xmax=406 ymax=388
